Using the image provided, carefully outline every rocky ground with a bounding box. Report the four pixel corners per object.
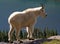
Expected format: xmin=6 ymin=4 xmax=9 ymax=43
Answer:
xmin=48 ymin=35 xmax=60 ymax=40
xmin=0 ymin=35 xmax=60 ymax=44
xmin=0 ymin=39 xmax=52 ymax=44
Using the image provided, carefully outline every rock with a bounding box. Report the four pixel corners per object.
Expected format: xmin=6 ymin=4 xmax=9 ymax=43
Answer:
xmin=13 ymin=41 xmax=20 ymax=44
xmin=48 ymin=35 xmax=60 ymax=40
xmin=0 ymin=38 xmax=53 ymax=44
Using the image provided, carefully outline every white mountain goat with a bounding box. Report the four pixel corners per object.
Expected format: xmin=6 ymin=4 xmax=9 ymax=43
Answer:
xmin=8 ymin=5 xmax=47 ymax=42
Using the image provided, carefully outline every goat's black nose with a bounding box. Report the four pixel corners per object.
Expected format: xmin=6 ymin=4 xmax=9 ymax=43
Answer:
xmin=46 ymin=15 xmax=47 ymax=16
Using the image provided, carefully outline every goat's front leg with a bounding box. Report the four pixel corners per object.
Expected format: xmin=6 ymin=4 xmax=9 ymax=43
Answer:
xmin=26 ymin=26 xmax=34 ymax=40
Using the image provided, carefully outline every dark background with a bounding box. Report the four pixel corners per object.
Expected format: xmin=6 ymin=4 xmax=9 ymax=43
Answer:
xmin=0 ymin=0 xmax=60 ymax=34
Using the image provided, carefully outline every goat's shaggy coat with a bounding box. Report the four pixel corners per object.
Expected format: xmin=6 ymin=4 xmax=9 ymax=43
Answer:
xmin=8 ymin=6 xmax=47 ymax=42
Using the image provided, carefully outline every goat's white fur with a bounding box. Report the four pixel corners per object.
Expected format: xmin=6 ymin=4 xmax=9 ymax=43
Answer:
xmin=8 ymin=6 xmax=46 ymax=41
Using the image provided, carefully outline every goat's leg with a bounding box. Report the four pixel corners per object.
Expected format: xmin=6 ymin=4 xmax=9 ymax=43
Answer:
xmin=26 ymin=27 xmax=30 ymax=38
xmin=15 ymin=27 xmax=20 ymax=41
xmin=8 ymin=24 xmax=14 ymax=42
xmin=26 ymin=26 xmax=34 ymax=40
xmin=15 ymin=27 xmax=23 ymax=43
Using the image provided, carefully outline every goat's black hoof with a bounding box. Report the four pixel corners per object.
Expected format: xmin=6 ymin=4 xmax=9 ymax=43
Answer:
xmin=29 ymin=38 xmax=34 ymax=40
xmin=17 ymin=40 xmax=23 ymax=43
xmin=9 ymin=41 xmax=13 ymax=43
xmin=20 ymin=40 xmax=23 ymax=43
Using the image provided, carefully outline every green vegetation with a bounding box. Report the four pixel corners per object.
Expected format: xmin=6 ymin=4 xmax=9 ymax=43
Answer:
xmin=0 ymin=26 xmax=58 ymax=42
xmin=42 ymin=40 xmax=60 ymax=44
xmin=0 ymin=30 xmax=8 ymax=42
xmin=33 ymin=26 xmax=58 ymax=38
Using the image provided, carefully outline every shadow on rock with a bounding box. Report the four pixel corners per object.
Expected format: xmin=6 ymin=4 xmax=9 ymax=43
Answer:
xmin=21 ymin=38 xmax=52 ymax=44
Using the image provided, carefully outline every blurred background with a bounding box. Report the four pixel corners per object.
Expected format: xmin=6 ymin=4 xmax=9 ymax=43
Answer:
xmin=0 ymin=0 xmax=60 ymax=34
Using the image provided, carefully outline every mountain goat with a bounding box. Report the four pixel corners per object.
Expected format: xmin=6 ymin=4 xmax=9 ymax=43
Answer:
xmin=8 ymin=5 xmax=47 ymax=42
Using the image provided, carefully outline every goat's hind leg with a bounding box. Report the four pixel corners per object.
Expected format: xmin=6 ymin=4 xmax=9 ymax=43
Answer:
xmin=15 ymin=27 xmax=23 ymax=43
xmin=8 ymin=24 xmax=14 ymax=42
